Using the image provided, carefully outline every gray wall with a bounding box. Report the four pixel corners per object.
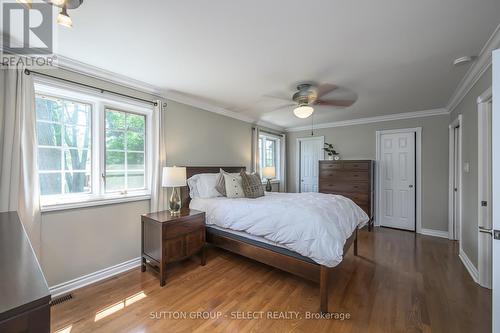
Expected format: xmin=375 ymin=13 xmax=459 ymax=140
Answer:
xmin=450 ymin=67 xmax=492 ymax=269
xmin=39 ymin=69 xmax=252 ymax=286
xmin=287 ymin=115 xmax=450 ymax=232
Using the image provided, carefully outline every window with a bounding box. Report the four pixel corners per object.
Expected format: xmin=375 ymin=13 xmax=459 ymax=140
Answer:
xmin=105 ymin=109 xmax=146 ymax=193
xmin=36 ymin=96 xmax=92 ymax=196
xmin=258 ymin=133 xmax=281 ymax=180
xmin=35 ymin=81 xmax=153 ymax=209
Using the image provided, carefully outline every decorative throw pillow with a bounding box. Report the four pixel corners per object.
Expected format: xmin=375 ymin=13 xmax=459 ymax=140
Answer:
xmin=216 ymin=169 xmax=241 ymax=196
xmin=240 ymin=171 xmax=265 ymax=198
xmin=223 ymin=173 xmax=245 ymax=198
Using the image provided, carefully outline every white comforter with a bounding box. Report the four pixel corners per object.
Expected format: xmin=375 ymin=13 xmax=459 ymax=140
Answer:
xmin=190 ymin=192 xmax=369 ymax=267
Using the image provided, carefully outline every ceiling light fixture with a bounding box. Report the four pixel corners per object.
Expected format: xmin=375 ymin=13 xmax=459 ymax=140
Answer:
xmin=293 ymin=104 xmax=314 ymax=119
xmin=15 ymin=0 xmax=31 ymax=9
xmin=16 ymin=0 xmax=83 ymax=27
xmin=57 ymin=6 xmax=72 ymax=28
xmin=50 ymin=0 xmax=67 ymax=6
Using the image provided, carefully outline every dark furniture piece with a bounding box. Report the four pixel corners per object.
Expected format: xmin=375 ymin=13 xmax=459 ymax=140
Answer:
xmin=0 ymin=212 xmax=51 ymax=333
xmin=180 ymin=166 xmax=358 ymax=313
xmin=141 ymin=209 xmax=206 ymax=286
xmin=319 ymin=160 xmax=375 ymax=231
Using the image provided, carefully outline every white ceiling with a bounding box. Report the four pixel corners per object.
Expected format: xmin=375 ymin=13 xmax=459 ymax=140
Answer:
xmin=56 ymin=0 xmax=500 ymax=128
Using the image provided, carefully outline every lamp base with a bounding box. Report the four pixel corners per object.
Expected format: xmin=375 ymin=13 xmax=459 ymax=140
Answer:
xmin=168 ymin=187 xmax=181 ymax=214
xmin=265 ymin=179 xmax=272 ymax=192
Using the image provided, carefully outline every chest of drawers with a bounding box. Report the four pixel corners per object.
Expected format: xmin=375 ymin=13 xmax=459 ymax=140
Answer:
xmin=319 ymin=160 xmax=374 ymax=230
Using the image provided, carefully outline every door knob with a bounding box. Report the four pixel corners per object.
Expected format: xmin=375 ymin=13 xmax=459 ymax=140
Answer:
xmin=409 ymin=185 xmax=413 ymax=188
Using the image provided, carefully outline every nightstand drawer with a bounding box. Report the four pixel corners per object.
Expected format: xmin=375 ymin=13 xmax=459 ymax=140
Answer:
xmin=185 ymin=229 xmax=205 ymax=257
xmin=165 ymin=236 xmax=185 ymax=261
xmin=163 ymin=216 xmax=205 ymax=239
xmin=164 ymin=228 xmax=204 ymax=262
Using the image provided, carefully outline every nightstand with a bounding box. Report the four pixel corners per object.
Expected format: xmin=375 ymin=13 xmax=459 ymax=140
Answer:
xmin=141 ymin=208 xmax=206 ymax=286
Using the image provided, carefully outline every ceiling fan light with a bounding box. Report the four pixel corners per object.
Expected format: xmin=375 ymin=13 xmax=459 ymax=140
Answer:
xmin=50 ymin=0 xmax=67 ymax=6
xmin=16 ymin=0 xmax=32 ymax=9
xmin=57 ymin=7 xmax=72 ymax=28
xmin=293 ymin=105 xmax=314 ymax=119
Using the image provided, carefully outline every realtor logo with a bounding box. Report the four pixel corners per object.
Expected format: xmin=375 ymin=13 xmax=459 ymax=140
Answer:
xmin=2 ymin=2 xmax=53 ymax=55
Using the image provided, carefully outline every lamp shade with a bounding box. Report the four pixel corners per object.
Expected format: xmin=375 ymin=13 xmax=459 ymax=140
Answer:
xmin=162 ymin=166 xmax=187 ymax=187
xmin=261 ymin=166 xmax=276 ymax=179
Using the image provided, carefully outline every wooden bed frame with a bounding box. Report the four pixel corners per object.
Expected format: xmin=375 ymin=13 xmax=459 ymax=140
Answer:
xmin=180 ymin=166 xmax=358 ymax=313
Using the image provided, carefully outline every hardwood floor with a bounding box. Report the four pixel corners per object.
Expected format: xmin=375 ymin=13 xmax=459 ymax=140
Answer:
xmin=51 ymin=228 xmax=491 ymax=333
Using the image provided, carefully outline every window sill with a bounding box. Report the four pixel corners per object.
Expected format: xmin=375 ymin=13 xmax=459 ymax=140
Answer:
xmin=40 ymin=193 xmax=151 ymax=213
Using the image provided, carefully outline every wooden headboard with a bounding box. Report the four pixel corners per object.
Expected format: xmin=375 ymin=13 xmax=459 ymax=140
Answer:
xmin=181 ymin=166 xmax=246 ymax=208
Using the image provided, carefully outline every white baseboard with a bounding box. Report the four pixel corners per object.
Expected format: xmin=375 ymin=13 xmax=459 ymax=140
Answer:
xmin=419 ymin=228 xmax=449 ymax=239
xmin=459 ymin=248 xmax=479 ymax=283
xmin=49 ymin=257 xmax=141 ymax=297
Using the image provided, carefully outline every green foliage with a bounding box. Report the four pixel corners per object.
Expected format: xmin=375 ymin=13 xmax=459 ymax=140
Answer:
xmin=323 ymin=142 xmax=338 ymax=156
xmin=36 ymin=96 xmax=91 ymax=194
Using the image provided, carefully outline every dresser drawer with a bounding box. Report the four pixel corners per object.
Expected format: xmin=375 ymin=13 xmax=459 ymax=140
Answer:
xmin=336 ymin=192 xmax=370 ymax=204
xmin=164 ymin=216 xmax=204 ymax=239
xmin=357 ymin=204 xmax=371 ymax=216
xmin=320 ymin=170 xmax=369 ymax=181
xmin=319 ymin=162 xmax=343 ymax=170
xmin=343 ymin=161 xmax=370 ymax=170
xmin=320 ymin=182 xmax=369 ymax=193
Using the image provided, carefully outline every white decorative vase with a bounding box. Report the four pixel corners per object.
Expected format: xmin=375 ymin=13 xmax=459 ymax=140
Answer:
xmin=334 ymin=155 xmax=340 ymax=161
xmin=327 ymin=155 xmax=334 ymax=160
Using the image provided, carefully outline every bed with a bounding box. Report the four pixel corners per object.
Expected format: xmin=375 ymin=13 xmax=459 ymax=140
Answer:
xmin=181 ymin=166 xmax=368 ymax=313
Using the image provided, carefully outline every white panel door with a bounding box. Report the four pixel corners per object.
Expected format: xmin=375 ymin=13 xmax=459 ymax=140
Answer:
xmin=299 ymin=138 xmax=323 ymax=192
xmin=379 ymin=132 xmax=416 ymax=230
xmin=492 ymin=48 xmax=499 ymax=333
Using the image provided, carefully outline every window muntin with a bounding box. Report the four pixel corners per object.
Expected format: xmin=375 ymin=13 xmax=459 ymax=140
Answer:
xmin=36 ymin=94 xmax=92 ymax=196
xmin=104 ymin=109 xmax=146 ymax=193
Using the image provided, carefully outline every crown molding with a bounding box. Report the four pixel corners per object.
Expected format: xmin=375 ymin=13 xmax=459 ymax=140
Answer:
xmin=55 ymin=55 xmax=285 ymax=132
xmin=56 ymin=55 xmax=164 ymax=97
xmin=285 ymin=108 xmax=449 ymax=132
xmin=446 ymin=23 xmax=500 ymax=112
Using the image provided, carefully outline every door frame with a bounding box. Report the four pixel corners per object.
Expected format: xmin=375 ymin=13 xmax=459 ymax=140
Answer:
xmin=448 ymin=115 xmax=463 ymax=241
xmin=477 ymin=87 xmax=492 ymax=288
xmin=375 ymin=128 xmax=422 ymax=233
xmin=295 ymin=136 xmax=325 ymax=193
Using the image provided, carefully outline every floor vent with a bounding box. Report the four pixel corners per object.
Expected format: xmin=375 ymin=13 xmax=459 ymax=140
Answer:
xmin=50 ymin=293 xmax=73 ymax=306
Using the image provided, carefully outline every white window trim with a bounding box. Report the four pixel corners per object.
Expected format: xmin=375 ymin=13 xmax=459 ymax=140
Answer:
xmin=259 ymin=132 xmax=281 ymax=181
xmin=34 ymin=77 xmax=154 ymax=212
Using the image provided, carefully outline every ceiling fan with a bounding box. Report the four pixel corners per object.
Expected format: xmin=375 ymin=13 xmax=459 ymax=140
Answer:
xmin=265 ymin=83 xmax=357 ymax=119
xmin=16 ymin=0 xmax=83 ymax=28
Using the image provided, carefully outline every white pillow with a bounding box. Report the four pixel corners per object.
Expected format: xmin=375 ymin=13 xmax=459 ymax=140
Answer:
xmin=196 ymin=173 xmax=222 ymax=198
xmin=223 ymin=173 xmax=245 ymax=198
xmin=187 ymin=176 xmax=200 ymax=199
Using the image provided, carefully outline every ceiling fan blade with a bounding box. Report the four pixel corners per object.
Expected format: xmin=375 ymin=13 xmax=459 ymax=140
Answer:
xmin=316 ymin=84 xmax=338 ymax=98
xmin=314 ymin=99 xmax=355 ymax=107
xmin=262 ymin=93 xmax=291 ymax=102
xmin=269 ymin=103 xmax=296 ymax=112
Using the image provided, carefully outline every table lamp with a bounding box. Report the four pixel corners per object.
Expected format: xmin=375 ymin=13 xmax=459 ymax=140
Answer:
xmin=162 ymin=166 xmax=187 ymax=214
xmin=261 ymin=166 xmax=276 ymax=192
